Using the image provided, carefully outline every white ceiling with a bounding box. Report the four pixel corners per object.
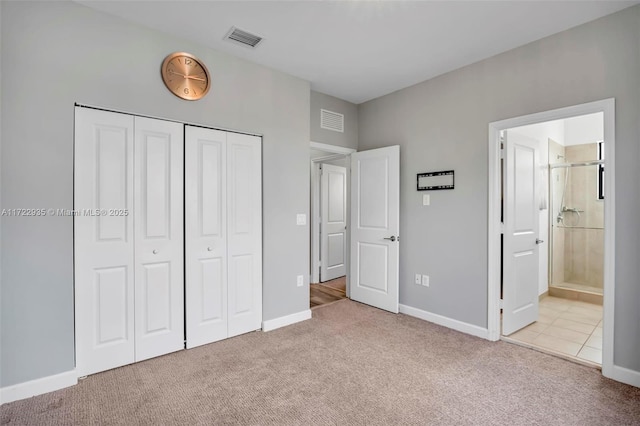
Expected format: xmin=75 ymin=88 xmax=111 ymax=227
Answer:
xmin=78 ymin=1 xmax=638 ymax=104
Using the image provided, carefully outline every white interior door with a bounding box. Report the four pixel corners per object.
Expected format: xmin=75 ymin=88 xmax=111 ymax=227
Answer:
xmin=185 ymin=126 xmax=228 ymax=348
xmin=133 ymin=117 xmax=184 ymax=361
xmin=320 ymin=164 xmax=347 ymax=282
xmin=350 ymin=145 xmax=400 ymax=313
xmin=75 ymin=107 xmax=135 ymax=376
xmin=227 ymin=132 xmax=262 ymax=338
xmin=503 ymin=130 xmax=540 ymax=335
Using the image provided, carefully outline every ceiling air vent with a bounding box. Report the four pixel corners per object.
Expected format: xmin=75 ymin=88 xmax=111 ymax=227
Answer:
xmin=224 ymin=26 xmax=263 ymax=48
xmin=320 ymin=109 xmax=344 ymax=133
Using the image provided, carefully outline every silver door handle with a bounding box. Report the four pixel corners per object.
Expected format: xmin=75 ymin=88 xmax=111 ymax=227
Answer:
xmin=152 ymin=249 xmax=158 ymax=254
xmin=536 ymin=239 xmax=544 ymax=244
xmin=207 ymin=247 xmax=213 ymax=251
xmin=384 ymin=236 xmax=397 ymax=242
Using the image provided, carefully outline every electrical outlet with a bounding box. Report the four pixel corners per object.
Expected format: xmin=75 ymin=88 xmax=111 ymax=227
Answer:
xmin=296 ymin=214 xmax=307 ymax=226
xmin=415 ymin=274 xmax=422 ymax=285
xmin=422 ymin=275 xmax=430 ymax=287
xmin=423 ymin=194 xmax=430 ymax=206
xmin=297 ymin=275 xmax=304 ymax=287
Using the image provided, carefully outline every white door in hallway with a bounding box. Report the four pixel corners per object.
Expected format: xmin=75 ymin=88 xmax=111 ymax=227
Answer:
xmin=350 ymin=145 xmax=400 ymax=313
xmin=320 ymin=163 xmax=347 ymax=282
xmin=502 ymin=130 xmax=540 ymax=335
xmin=133 ymin=117 xmax=184 ymax=361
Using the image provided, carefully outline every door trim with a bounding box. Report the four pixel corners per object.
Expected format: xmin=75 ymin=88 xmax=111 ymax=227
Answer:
xmin=310 ymin=141 xmax=356 ymax=155
xmin=487 ymin=99 xmax=615 ymax=379
xmin=310 ymin=142 xmax=355 ymax=288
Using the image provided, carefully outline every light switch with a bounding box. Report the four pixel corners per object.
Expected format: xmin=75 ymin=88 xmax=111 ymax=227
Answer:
xmin=296 ymin=214 xmax=307 ymax=226
xmin=422 ymin=275 xmax=430 ymax=287
xmin=423 ymin=194 xmax=430 ymax=206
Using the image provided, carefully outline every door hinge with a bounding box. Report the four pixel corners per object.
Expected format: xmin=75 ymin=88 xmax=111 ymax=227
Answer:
xmin=500 ymin=222 xmax=505 ymax=234
xmin=499 ymin=299 xmax=504 ymax=309
xmin=500 ymin=148 xmax=505 ymax=159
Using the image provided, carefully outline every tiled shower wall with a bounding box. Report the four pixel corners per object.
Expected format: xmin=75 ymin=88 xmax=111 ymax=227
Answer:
xmin=551 ymin=142 xmax=604 ymax=290
xmin=549 ymin=139 xmax=565 ymax=285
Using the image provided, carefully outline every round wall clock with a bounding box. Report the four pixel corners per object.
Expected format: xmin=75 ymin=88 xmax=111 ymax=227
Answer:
xmin=161 ymin=52 xmax=211 ymax=101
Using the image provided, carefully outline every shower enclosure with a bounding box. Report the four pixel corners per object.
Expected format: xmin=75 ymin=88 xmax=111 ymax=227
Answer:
xmin=549 ymin=144 xmax=604 ymax=299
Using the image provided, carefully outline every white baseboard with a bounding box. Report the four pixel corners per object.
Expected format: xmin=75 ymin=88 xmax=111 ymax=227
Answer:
xmin=399 ymin=304 xmax=490 ymax=340
xmin=262 ymin=309 xmax=312 ymax=332
xmin=605 ymin=364 xmax=640 ymax=388
xmin=0 ymin=369 xmax=77 ymax=405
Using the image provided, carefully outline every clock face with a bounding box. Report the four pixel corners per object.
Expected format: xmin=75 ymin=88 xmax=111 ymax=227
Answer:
xmin=161 ymin=52 xmax=210 ymax=101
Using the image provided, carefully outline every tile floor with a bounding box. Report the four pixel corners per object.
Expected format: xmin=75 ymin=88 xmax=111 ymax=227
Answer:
xmin=504 ymin=296 xmax=602 ymax=365
xmin=553 ymin=281 xmax=603 ymax=295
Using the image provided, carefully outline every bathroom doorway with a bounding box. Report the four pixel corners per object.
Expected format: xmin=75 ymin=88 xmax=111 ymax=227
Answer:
xmin=503 ymin=113 xmax=604 ymax=366
xmin=487 ymin=99 xmax=615 ymax=376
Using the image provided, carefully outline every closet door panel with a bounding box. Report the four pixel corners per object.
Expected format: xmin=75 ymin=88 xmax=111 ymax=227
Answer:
xmin=200 ymin=257 xmax=224 ymax=321
xmin=134 ymin=117 xmax=184 ymax=361
xmin=230 ymin=255 xmax=253 ymax=314
xmin=74 ymin=107 xmax=135 ymax=376
xmin=227 ymin=133 xmax=262 ymax=338
xmin=94 ymin=267 xmax=129 ymax=343
xmin=141 ymin=262 xmax=172 ymax=332
xmin=96 ymin=135 xmax=129 ymax=241
xmin=185 ymin=126 xmax=228 ymax=348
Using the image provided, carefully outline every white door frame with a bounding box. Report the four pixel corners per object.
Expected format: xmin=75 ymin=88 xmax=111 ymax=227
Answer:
xmin=487 ymin=99 xmax=616 ymax=379
xmin=310 ymin=141 xmax=355 ymax=289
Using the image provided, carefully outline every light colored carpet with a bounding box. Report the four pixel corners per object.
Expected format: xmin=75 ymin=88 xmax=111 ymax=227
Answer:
xmin=2 ymin=299 xmax=639 ymax=425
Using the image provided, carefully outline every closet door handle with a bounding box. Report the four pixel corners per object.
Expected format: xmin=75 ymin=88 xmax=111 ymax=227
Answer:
xmin=207 ymin=247 xmax=213 ymax=252
xmin=152 ymin=249 xmax=158 ymax=254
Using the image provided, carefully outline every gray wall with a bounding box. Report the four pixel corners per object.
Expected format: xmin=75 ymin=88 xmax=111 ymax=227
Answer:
xmin=310 ymin=91 xmax=358 ymax=149
xmin=358 ymin=6 xmax=640 ymax=372
xmin=0 ymin=1 xmax=310 ymax=387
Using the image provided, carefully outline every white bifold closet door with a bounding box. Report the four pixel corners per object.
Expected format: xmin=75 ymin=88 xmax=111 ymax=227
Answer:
xmin=185 ymin=126 xmax=262 ymax=349
xmin=133 ymin=117 xmax=184 ymax=361
xmin=184 ymin=127 xmax=228 ymax=347
xmin=75 ymin=108 xmax=184 ymax=376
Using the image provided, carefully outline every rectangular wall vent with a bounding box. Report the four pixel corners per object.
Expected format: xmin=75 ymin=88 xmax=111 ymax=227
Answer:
xmin=320 ymin=109 xmax=344 ymax=133
xmin=224 ymin=27 xmax=263 ymax=48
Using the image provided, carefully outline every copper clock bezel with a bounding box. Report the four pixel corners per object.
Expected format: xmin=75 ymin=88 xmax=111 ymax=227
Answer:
xmin=161 ymin=52 xmax=211 ymax=101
